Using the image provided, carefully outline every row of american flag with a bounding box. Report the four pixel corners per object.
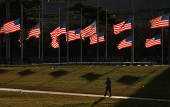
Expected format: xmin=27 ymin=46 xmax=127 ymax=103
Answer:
xmin=0 ymin=18 xmax=104 ymax=48
xmin=0 ymin=18 xmax=40 ymax=40
xmin=114 ymin=14 xmax=169 ymax=50
xmin=0 ymin=13 xmax=169 ymax=50
xmin=50 ymin=21 xmax=105 ymax=48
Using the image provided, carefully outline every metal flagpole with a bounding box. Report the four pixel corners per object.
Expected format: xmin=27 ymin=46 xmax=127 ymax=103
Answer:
xmin=41 ymin=0 xmax=44 ymax=63
xmin=131 ymin=0 xmax=134 ymax=65
xmin=59 ymin=8 xmax=60 ymax=63
xmin=67 ymin=0 xmax=69 ymax=64
xmin=21 ymin=1 xmax=23 ymax=64
xmin=0 ymin=34 xmax=2 ymax=58
xmin=162 ymin=11 xmax=164 ymax=65
xmin=38 ymin=6 xmax=40 ymax=59
xmin=131 ymin=10 xmax=134 ymax=65
xmin=106 ymin=10 xmax=107 ymax=59
xmin=97 ymin=0 xmax=99 ymax=63
xmin=6 ymin=0 xmax=10 ymax=64
xmin=80 ymin=9 xmax=82 ymax=63
xmin=169 ymin=13 xmax=170 ymax=65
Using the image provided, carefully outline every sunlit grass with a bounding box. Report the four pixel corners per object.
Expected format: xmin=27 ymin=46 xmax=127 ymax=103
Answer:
xmin=0 ymin=65 xmax=170 ymax=100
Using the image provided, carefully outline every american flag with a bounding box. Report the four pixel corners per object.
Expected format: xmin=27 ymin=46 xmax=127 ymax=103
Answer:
xmin=51 ymin=38 xmax=60 ymax=48
xmin=117 ymin=36 xmax=132 ymax=50
xmin=50 ymin=27 xmax=60 ymax=40
xmin=81 ymin=21 xmax=96 ymax=40
xmin=50 ymin=22 xmax=67 ymax=48
xmin=0 ymin=22 xmax=5 ymax=34
xmin=66 ymin=28 xmax=80 ymax=42
xmin=26 ymin=22 xmax=41 ymax=40
xmin=50 ymin=27 xmax=60 ymax=48
xmin=85 ymin=21 xmax=96 ymax=38
xmin=3 ymin=18 xmax=20 ymax=34
xmin=50 ymin=22 xmax=67 ymax=39
xmin=113 ymin=17 xmax=131 ymax=35
xmin=145 ymin=34 xmax=161 ymax=48
xmin=150 ymin=14 xmax=169 ymax=29
xmin=89 ymin=31 xmax=105 ymax=45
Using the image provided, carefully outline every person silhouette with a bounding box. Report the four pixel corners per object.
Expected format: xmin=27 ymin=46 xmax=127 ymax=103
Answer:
xmin=104 ymin=77 xmax=111 ymax=97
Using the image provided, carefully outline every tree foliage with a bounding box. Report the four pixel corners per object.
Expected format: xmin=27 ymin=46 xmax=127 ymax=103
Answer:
xmin=66 ymin=3 xmax=118 ymax=27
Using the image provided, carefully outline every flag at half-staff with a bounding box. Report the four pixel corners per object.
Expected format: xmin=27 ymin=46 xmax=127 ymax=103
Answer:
xmin=50 ymin=22 xmax=67 ymax=48
xmin=150 ymin=14 xmax=169 ymax=29
xmin=66 ymin=28 xmax=80 ymax=42
xmin=81 ymin=21 xmax=96 ymax=40
xmin=0 ymin=22 xmax=5 ymax=34
xmin=3 ymin=18 xmax=20 ymax=34
xmin=113 ymin=17 xmax=131 ymax=35
xmin=26 ymin=22 xmax=41 ymax=40
xmin=50 ymin=22 xmax=67 ymax=39
xmin=145 ymin=34 xmax=161 ymax=48
xmin=89 ymin=31 xmax=105 ymax=45
xmin=85 ymin=21 xmax=96 ymax=38
xmin=117 ymin=36 xmax=132 ymax=50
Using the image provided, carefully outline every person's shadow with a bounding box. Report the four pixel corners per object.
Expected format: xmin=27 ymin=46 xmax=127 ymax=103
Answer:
xmin=91 ymin=97 xmax=105 ymax=107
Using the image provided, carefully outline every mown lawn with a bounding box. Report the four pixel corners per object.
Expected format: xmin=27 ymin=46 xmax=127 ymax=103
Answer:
xmin=0 ymin=65 xmax=170 ymax=106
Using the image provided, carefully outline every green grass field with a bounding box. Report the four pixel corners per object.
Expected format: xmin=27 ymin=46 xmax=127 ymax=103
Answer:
xmin=0 ymin=65 xmax=170 ymax=107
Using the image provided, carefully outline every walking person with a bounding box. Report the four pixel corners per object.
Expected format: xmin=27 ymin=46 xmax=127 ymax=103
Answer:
xmin=104 ymin=77 xmax=111 ymax=97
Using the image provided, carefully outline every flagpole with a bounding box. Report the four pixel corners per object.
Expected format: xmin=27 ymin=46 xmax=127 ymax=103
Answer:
xmin=131 ymin=0 xmax=134 ymax=65
xmin=41 ymin=0 xmax=44 ymax=63
xmin=162 ymin=11 xmax=164 ymax=65
xmin=6 ymin=0 xmax=10 ymax=64
xmin=169 ymin=13 xmax=170 ymax=65
xmin=58 ymin=8 xmax=60 ymax=63
xmin=80 ymin=9 xmax=82 ymax=63
xmin=21 ymin=1 xmax=23 ymax=64
xmin=67 ymin=0 xmax=69 ymax=64
xmin=0 ymin=34 xmax=2 ymax=58
xmin=39 ymin=6 xmax=40 ymax=59
xmin=97 ymin=0 xmax=99 ymax=64
xmin=106 ymin=10 xmax=107 ymax=59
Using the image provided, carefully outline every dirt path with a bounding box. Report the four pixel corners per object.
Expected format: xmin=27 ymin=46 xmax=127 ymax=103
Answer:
xmin=0 ymin=88 xmax=170 ymax=102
